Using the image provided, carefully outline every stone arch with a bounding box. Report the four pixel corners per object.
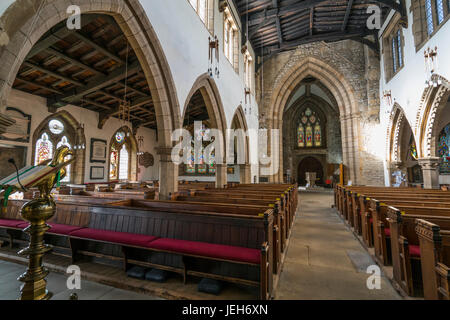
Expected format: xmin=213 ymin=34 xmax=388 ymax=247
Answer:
xmin=386 ymin=103 xmax=415 ymax=164
xmin=266 ymin=57 xmax=360 ymax=183
xmin=183 ymin=73 xmax=228 ymax=162
xmin=414 ymin=74 xmax=450 ymax=158
xmin=108 ymin=126 xmax=138 ymax=182
xmin=231 ymin=105 xmax=251 ymax=184
xmin=183 ymin=73 xmax=228 ymax=187
xmin=0 ymin=0 xmax=181 ymax=197
xmin=32 ymin=110 xmax=86 ymax=184
xmin=386 ymin=103 xmax=419 ymax=185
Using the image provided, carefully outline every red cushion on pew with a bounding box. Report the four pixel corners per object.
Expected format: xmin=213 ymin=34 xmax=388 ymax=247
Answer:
xmin=384 ymin=228 xmax=391 ymax=237
xmin=148 ymin=238 xmax=260 ymax=264
xmin=409 ymin=245 xmax=421 ymax=258
xmin=0 ymin=219 xmax=24 ymax=228
xmin=47 ymin=224 xmax=85 ymax=235
xmin=69 ymin=228 xmax=158 ymax=247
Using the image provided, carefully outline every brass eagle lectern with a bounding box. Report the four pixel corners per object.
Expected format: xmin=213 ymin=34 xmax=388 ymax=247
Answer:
xmin=0 ymin=146 xmax=74 ymax=300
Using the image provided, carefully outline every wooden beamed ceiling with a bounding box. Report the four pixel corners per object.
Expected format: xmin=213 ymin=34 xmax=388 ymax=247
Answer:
xmin=13 ymin=14 xmax=157 ymax=130
xmin=235 ymin=0 xmax=406 ymax=57
xmin=183 ymin=90 xmax=211 ymax=128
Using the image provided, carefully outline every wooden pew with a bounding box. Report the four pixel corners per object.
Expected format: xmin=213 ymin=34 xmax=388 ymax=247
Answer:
xmin=173 ymin=194 xmax=283 ymax=274
xmin=387 ymin=207 xmax=450 ymax=296
xmin=0 ymin=198 xmax=275 ymax=299
xmin=415 ymin=218 xmax=450 ymax=300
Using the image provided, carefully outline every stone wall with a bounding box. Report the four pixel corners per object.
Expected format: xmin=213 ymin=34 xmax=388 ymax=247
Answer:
xmin=257 ymin=39 xmax=384 ymax=186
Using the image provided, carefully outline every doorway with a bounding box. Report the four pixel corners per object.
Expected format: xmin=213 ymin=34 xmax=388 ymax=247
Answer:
xmin=297 ymin=157 xmax=324 ymax=186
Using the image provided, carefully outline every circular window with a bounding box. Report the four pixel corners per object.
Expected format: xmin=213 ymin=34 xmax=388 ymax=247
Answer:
xmin=49 ymin=119 xmax=64 ymax=134
xmin=115 ymin=132 xmax=125 ymax=143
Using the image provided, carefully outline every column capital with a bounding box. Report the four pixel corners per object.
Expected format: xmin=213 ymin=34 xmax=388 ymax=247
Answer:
xmin=418 ymin=157 xmax=441 ymax=170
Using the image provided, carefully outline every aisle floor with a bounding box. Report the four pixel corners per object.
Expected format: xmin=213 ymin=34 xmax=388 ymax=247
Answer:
xmin=275 ymin=191 xmax=401 ymax=300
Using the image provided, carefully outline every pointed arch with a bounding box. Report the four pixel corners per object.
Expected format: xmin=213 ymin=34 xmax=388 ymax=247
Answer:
xmin=0 ymin=0 xmax=181 ymax=197
xmin=386 ymin=103 xmax=416 ymax=164
xmin=32 ymin=110 xmax=85 ymax=184
xmin=414 ymin=74 xmax=450 ymax=158
xmin=266 ymin=57 xmax=360 ymax=183
xmin=183 ymin=73 xmax=228 ymax=163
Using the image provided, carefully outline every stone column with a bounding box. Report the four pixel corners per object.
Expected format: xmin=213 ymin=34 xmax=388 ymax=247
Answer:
xmin=240 ymin=164 xmax=251 ymax=184
xmin=215 ymin=164 xmax=227 ymax=188
xmin=418 ymin=157 xmax=441 ymax=189
xmin=157 ymin=147 xmax=178 ymax=199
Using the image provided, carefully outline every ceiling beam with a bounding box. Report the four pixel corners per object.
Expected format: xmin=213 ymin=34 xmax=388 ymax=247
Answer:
xmin=26 ymin=15 xmax=99 ymax=59
xmin=341 ymin=0 xmax=354 ymax=31
xmin=47 ymin=60 xmax=141 ymax=109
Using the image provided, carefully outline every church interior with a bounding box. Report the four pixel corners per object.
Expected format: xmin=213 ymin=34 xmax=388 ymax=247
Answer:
xmin=0 ymin=0 xmax=449 ymax=303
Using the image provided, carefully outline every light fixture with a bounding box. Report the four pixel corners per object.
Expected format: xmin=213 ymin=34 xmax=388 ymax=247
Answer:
xmin=74 ymin=123 xmax=85 ymax=150
xmin=383 ymin=90 xmax=392 ymax=107
xmin=208 ymin=36 xmax=219 ymax=78
xmin=424 ymin=46 xmax=441 ymax=87
xmin=137 ymin=135 xmax=144 ymax=156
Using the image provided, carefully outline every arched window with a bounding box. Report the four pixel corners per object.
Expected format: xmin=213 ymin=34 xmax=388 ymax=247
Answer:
xmin=32 ymin=112 xmax=84 ymax=185
xmin=438 ymin=123 xmax=450 ymax=174
xmin=109 ymin=128 xmax=134 ymax=181
xmin=119 ymin=145 xmax=129 ymax=180
xmin=35 ymin=132 xmax=53 ymax=165
xmin=297 ymin=108 xmax=324 ymax=148
xmin=57 ymin=136 xmax=72 ymax=183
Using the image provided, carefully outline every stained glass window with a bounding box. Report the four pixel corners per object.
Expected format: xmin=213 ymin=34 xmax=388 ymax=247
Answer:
xmin=110 ymin=146 xmax=118 ymax=179
xmin=119 ymin=145 xmax=129 ymax=180
xmin=208 ymin=152 xmax=216 ymax=174
xmin=186 ymin=148 xmax=196 ymax=173
xmin=426 ymin=0 xmax=435 ymax=34
xmin=57 ymin=136 xmax=72 ymax=183
xmin=438 ymin=123 xmax=450 ymax=174
xmin=306 ymin=125 xmax=313 ymax=147
xmin=297 ymin=126 xmax=305 ymax=147
xmin=35 ymin=133 xmax=53 ymax=165
xmin=49 ymin=119 xmax=64 ymax=135
xmin=392 ymin=36 xmax=397 ymax=73
xmin=436 ymin=0 xmax=445 ymax=24
xmin=115 ymin=132 xmax=125 ymax=144
xmin=314 ymin=124 xmax=322 ymax=147
xmin=397 ymin=30 xmax=403 ymax=68
xmin=296 ymin=108 xmax=323 ymax=148
xmin=198 ymin=164 xmax=207 ymax=174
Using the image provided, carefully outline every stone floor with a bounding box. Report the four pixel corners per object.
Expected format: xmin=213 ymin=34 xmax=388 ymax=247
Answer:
xmin=0 ymin=259 xmax=161 ymax=300
xmin=275 ymin=191 xmax=402 ymax=300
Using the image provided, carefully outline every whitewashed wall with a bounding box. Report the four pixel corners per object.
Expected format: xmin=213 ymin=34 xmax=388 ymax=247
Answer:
xmin=2 ymin=89 xmax=159 ymax=184
xmin=0 ymin=0 xmax=262 ymax=183
xmin=379 ymin=1 xmax=450 ymax=185
xmin=139 ymin=0 xmax=260 ymax=180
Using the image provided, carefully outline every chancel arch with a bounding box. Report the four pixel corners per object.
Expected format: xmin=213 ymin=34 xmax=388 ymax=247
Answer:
xmin=0 ymin=0 xmax=181 ymax=198
xmin=264 ymin=57 xmax=360 ymax=185
xmin=32 ymin=110 xmax=85 ymax=184
xmin=282 ymin=78 xmax=342 ymax=186
xmin=180 ymin=74 xmax=228 ymax=188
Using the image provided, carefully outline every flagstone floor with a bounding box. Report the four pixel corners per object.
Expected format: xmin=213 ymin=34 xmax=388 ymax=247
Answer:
xmin=275 ymin=191 xmax=402 ymax=300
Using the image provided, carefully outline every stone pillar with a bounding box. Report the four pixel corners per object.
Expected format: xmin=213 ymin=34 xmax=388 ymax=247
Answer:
xmin=157 ymin=147 xmax=178 ymax=199
xmin=240 ymin=164 xmax=251 ymax=184
xmin=216 ymin=164 xmax=227 ymax=188
xmin=418 ymin=157 xmax=441 ymax=189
